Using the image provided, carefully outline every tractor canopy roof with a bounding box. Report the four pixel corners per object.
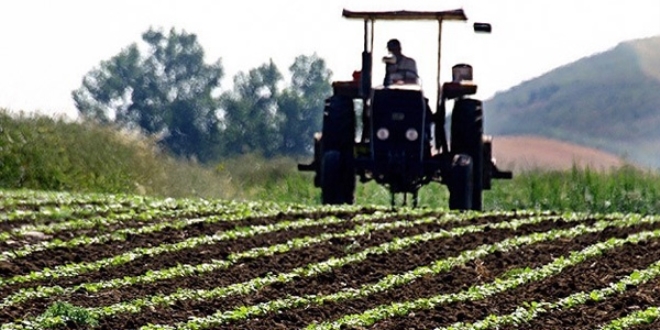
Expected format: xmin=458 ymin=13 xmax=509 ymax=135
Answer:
xmin=342 ymin=9 xmax=467 ymax=21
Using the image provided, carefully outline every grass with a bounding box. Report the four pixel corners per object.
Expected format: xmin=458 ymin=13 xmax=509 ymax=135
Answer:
xmin=0 ymin=110 xmax=231 ymax=200
xmin=2 ymin=109 xmax=660 ymax=213
xmin=487 ymin=164 xmax=660 ymax=213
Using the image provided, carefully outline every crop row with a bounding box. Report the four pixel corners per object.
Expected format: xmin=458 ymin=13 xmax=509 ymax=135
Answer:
xmin=0 ymin=210 xmax=418 ymax=307
xmin=436 ymin=254 xmax=660 ymax=330
xmin=0 ymin=201 xmax=165 ymax=225
xmin=0 ymin=208 xmax=537 ymax=289
xmin=0 ymin=211 xmax=553 ymax=325
xmin=0 ymin=197 xmax=379 ymax=263
xmin=0 ymin=189 xmax=373 ymax=224
xmin=0 ymin=214 xmax=356 ymax=287
xmin=129 ymin=214 xmax=656 ymax=330
xmin=599 ymin=306 xmax=659 ymax=329
xmin=0 ymin=204 xmax=220 ymax=244
xmin=0 ymin=190 xmax=160 ymax=209
xmin=4 ymin=192 xmax=656 ymax=330
xmin=0 ymin=210 xmax=556 ymax=328
xmin=2 ymin=212 xmax=609 ymax=329
xmin=0 ymin=191 xmax=356 ymax=215
xmin=307 ymin=226 xmax=660 ymax=330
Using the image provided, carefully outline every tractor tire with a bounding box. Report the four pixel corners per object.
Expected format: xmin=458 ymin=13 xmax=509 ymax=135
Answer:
xmin=322 ymin=95 xmax=355 ymax=153
xmin=482 ymin=136 xmax=493 ymax=190
xmin=448 ymin=154 xmax=473 ymax=211
xmin=320 ymin=94 xmax=356 ymax=205
xmin=451 ymin=98 xmax=484 ymax=211
xmin=321 ymin=150 xmax=355 ymax=204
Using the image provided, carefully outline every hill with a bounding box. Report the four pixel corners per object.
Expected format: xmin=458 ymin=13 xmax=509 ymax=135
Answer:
xmin=491 ymin=135 xmax=627 ymax=172
xmin=484 ymin=35 xmax=660 ymax=167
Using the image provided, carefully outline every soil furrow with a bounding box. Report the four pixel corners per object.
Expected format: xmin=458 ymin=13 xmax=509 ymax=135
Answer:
xmin=0 ymin=210 xmax=356 ymax=277
xmin=227 ymin=220 xmax=645 ymax=330
xmin=95 ymin=216 xmax=583 ymax=328
xmin=4 ymin=213 xmax=527 ymax=322
xmin=0 ymin=206 xmax=147 ymax=232
xmin=0 ymin=220 xmax=356 ymax=307
xmin=0 ymin=210 xmax=222 ymax=252
xmin=373 ymin=229 xmax=660 ymax=329
xmin=515 ymin=274 xmax=660 ymax=329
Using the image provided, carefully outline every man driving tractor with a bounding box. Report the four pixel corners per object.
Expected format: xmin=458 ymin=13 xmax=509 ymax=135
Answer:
xmin=383 ymin=39 xmax=418 ymax=86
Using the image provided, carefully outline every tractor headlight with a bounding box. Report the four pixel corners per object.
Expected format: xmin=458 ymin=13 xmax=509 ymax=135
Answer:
xmin=405 ymin=128 xmax=419 ymax=141
xmin=376 ymin=128 xmax=390 ymax=140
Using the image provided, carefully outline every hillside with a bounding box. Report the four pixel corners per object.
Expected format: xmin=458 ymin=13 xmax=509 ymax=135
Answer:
xmin=491 ymin=135 xmax=627 ymax=172
xmin=485 ymin=35 xmax=660 ymax=167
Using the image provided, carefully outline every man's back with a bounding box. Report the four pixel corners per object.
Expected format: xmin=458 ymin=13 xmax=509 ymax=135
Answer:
xmin=384 ymin=39 xmax=418 ymax=86
xmin=387 ymin=55 xmax=417 ymax=85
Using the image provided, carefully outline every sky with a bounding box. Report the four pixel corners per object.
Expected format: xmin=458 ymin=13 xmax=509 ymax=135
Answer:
xmin=0 ymin=0 xmax=659 ymax=119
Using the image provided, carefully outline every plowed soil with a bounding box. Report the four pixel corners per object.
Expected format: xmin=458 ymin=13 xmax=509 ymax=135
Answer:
xmin=1 ymin=203 xmax=659 ymax=330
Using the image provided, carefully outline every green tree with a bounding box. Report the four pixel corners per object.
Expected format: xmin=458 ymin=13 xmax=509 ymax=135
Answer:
xmin=277 ymin=54 xmax=332 ymax=156
xmin=72 ymin=27 xmax=223 ymax=161
xmin=219 ymin=60 xmax=283 ymax=157
xmin=219 ymin=54 xmax=332 ymax=157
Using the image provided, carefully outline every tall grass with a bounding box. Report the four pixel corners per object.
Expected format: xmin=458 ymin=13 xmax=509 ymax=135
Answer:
xmin=486 ymin=164 xmax=660 ymax=213
xmin=243 ymin=160 xmax=660 ymax=214
xmin=2 ymin=109 xmax=660 ymax=214
xmin=0 ymin=110 xmax=230 ymax=199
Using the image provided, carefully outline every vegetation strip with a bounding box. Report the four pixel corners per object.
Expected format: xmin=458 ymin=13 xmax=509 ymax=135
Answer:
xmin=0 ymin=211 xmax=422 ymax=308
xmin=0 ymin=214 xmax=355 ymax=288
xmin=598 ymin=306 xmax=660 ymax=330
xmin=0 ymin=201 xmax=157 ymax=227
xmin=0 ymin=213 xmax=246 ymax=262
xmin=0 ymin=212 xmax=556 ymax=328
xmin=0 ymin=196 xmax=253 ymax=232
xmin=0 ymin=210 xmax=529 ymax=292
xmin=0 ymin=191 xmax=146 ymax=208
xmin=0 ymin=199 xmax=333 ymax=263
xmin=0 ymin=191 xmax=180 ymax=214
xmin=436 ymin=257 xmax=660 ymax=329
xmin=0 ymin=210 xmax=538 ymax=314
xmin=121 ymin=214 xmax=622 ymax=329
xmin=0 ymin=205 xmax=220 ymax=243
xmin=305 ymin=224 xmax=660 ymax=329
xmin=19 ymin=213 xmax=588 ymax=329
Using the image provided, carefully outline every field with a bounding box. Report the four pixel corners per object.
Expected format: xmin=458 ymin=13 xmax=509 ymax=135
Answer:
xmin=492 ymin=135 xmax=627 ymax=172
xmin=1 ymin=190 xmax=660 ymax=329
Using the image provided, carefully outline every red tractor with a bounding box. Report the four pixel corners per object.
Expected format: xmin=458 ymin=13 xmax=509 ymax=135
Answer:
xmin=299 ymin=9 xmax=511 ymax=210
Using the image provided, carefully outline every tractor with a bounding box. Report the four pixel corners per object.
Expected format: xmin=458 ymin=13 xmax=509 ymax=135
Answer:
xmin=298 ymin=8 xmax=512 ymax=210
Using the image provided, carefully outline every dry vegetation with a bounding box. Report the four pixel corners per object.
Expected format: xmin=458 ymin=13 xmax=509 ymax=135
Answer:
xmin=492 ymin=135 xmax=628 ymax=172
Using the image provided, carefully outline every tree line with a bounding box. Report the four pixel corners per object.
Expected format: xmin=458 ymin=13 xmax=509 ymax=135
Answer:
xmin=72 ymin=27 xmax=331 ymax=163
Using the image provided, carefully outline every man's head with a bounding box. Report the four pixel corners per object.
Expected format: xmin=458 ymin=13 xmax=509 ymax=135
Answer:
xmin=387 ymin=39 xmax=402 ymax=55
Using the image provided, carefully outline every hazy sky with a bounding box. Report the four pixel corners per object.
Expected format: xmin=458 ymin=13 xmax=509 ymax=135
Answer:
xmin=1 ymin=0 xmax=659 ymax=118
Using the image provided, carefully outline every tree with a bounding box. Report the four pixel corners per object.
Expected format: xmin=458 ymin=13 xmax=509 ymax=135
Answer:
xmin=219 ymin=55 xmax=332 ymax=157
xmin=219 ymin=60 xmax=283 ymax=157
xmin=72 ymin=27 xmax=224 ymax=161
xmin=277 ymin=54 xmax=332 ymax=156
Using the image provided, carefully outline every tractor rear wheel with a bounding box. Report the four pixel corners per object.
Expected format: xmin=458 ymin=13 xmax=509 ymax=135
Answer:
xmin=319 ymin=95 xmax=355 ymax=205
xmin=321 ymin=150 xmax=355 ymax=204
xmin=322 ymin=95 xmax=355 ymax=152
xmin=451 ymin=98 xmax=484 ymax=210
xmin=448 ymin=154 xmax=473 ymax=211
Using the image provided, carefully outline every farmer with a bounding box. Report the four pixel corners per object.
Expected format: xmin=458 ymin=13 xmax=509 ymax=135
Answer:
xmin=383 ymin=39 xmax=418 ymax=86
